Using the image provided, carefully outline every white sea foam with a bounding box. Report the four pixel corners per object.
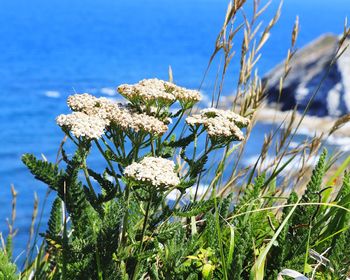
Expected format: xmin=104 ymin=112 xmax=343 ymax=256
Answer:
xmin=243 ymin=153 xmax=320 ymax=174
xmin=166 ymin=184 xmax=209 ymax=202
xmin=45 ymin=91 xmax=60 ymax=98
xmin=100 ymin=87 xmax=116 ymax=96
xmin=326 ymin=135 xmax=350 ymax=152
xmin=199 ymin=91 xmax=211 ymax=106
xmin=289 ymin=123 xmax=350 ymax=152
xmin=289 ymin=141 xmax=299 ymax=149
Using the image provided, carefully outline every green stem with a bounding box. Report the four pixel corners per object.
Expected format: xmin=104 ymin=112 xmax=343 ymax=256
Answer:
xmin=95 ymin=243 xmax=103 ymax=280
xmin=164 ymin=110 xmax=185 ymax=141
xmin=64 ymin=131 xmax=79 ymax=146
xmin=213 ymin=187 xmax=228 ymax=280
xmin=114 ymin=130 xmax=126 ymax=158
xmin=62 ymin=203 xmax=68 ymax=279
xmin=139 ymin=194 xmax=152 ymax=252
xmin=133 ymin=134 xmax=144 ymax=160
xmin=127 ymin=133 xmax=144 ymax=162
xmin=192 ymin=129 xmax=198 ymax=162
xmin=150 ymin=136 xmax=155 ymax=156
xmin=193 ymin=144 xmax=214 ymax=201
xmin=82 ymin=159 xmax=97 ymax=199
xmin=132 ymin=191 xmax=153 ymax=280
xmin=172 ymin=193 xmax=183 ymax=210
xmin=120 ymin=185 xmax=131 ymax=246
xmin=156 ymin=137 xmax=161 ymax=155
xmin=102 ymin=135 xmax=122 ymax=158
xmin=303 ymin=224 xmax=312 ymax=275
xmin=95 ymin=140 xmax=121 ymax=193
xmin=139 ymin=136 xmax=153 ymax=149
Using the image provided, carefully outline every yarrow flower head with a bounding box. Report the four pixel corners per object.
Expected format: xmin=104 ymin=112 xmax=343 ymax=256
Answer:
xmin=63 ymin=93 xmax=169 ymax=136
xmin=56 ymin=112 xmax=107 ymax=140
xmin=186 ymin=108 xmax=250 ymax=141
xmin=67 ymin=93 xmax=98 ymax=113
xmin=171 ymin=84 xmax=202 ymax=104
xmin=108 ymin=105 xmax=169 ymax=135
xmin=124 ymin=157 xmax=180 ymax=188
xmin=118 ymin=79 xmax=176 ymax=104
xmin=67 ymin=93 xmax=118 ymax=124
xmin=117 ymin=78 xmax=201 ymax=105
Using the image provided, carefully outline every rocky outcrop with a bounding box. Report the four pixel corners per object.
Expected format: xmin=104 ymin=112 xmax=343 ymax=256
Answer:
xmin=264 ymin=34 xmax=350 ymax=117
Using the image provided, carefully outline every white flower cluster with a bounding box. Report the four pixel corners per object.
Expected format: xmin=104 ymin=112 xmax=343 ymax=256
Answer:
xmin=124 ymin=157 xmax=180 ymax=188
xmin=67 ymin=93 xmax=99 ymax=113
xmin=56 ymin=112 xmax=107 ymax=139
xmin=58 ymin=77 xmax=203 ymax=140
xmin=186 ymin=108 xmax=250 ymax=141
xmin=108 ymin=105 xmax=168 ymax=135
xmin=58 ymin=93 xmax=169 ymax=137
xmin=67 ymin=93 xmax=116 ymax=124
xmin=172 ymin=86 xmax=202 ymax=103
xmin=117 ymin=78 xmax=201 ymax=104
xmin=118 ymin=79 xmax=175 ymax=103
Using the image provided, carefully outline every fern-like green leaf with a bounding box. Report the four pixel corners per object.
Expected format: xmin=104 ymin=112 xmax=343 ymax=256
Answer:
xmin=0 ymin=250 xmax=17 ymax=280
xmin=175 ymin=199 xmax=217 ymax=218
xmin=47 ymin=197 xmax=63 ymax=237
xmin=156 ymin=222 xmax=182 ymax=243
xmin=22 ymin=153 xmax=62 ymax=191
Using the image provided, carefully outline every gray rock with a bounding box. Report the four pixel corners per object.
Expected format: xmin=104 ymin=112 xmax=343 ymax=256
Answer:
xmin=264 ymin=34 xmax=350 ymax=117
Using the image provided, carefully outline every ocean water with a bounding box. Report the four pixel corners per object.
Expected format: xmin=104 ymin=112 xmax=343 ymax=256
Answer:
xmin=0 ymin=0 xmax=349 ymax=259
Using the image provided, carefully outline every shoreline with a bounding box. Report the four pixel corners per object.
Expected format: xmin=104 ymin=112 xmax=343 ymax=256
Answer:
xmin=254 ymin=104 xmax=350 ymax=138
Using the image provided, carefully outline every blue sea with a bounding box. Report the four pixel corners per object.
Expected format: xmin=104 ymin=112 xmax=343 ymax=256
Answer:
xmin=0 ymin=0 xmax=349 ymax=261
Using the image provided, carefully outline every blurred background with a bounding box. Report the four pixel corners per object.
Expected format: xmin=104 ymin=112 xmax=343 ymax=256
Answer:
xmin=0 ymin=0 xmax=349 ymax=259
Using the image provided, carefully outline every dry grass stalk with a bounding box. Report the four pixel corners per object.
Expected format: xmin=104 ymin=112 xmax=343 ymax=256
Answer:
xmin=24 ymin=193 xmax=38 ymax=268
xmin=329 ymin=113 xmax=350 ymax=136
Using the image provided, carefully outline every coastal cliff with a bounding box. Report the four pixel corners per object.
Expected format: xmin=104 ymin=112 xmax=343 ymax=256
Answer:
xmin=264 ymin=34 xmax=350 ymax=117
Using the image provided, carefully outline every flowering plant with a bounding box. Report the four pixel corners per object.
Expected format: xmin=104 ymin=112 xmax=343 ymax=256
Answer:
xmin=22 ymin=78 xmax=249 ymax=279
